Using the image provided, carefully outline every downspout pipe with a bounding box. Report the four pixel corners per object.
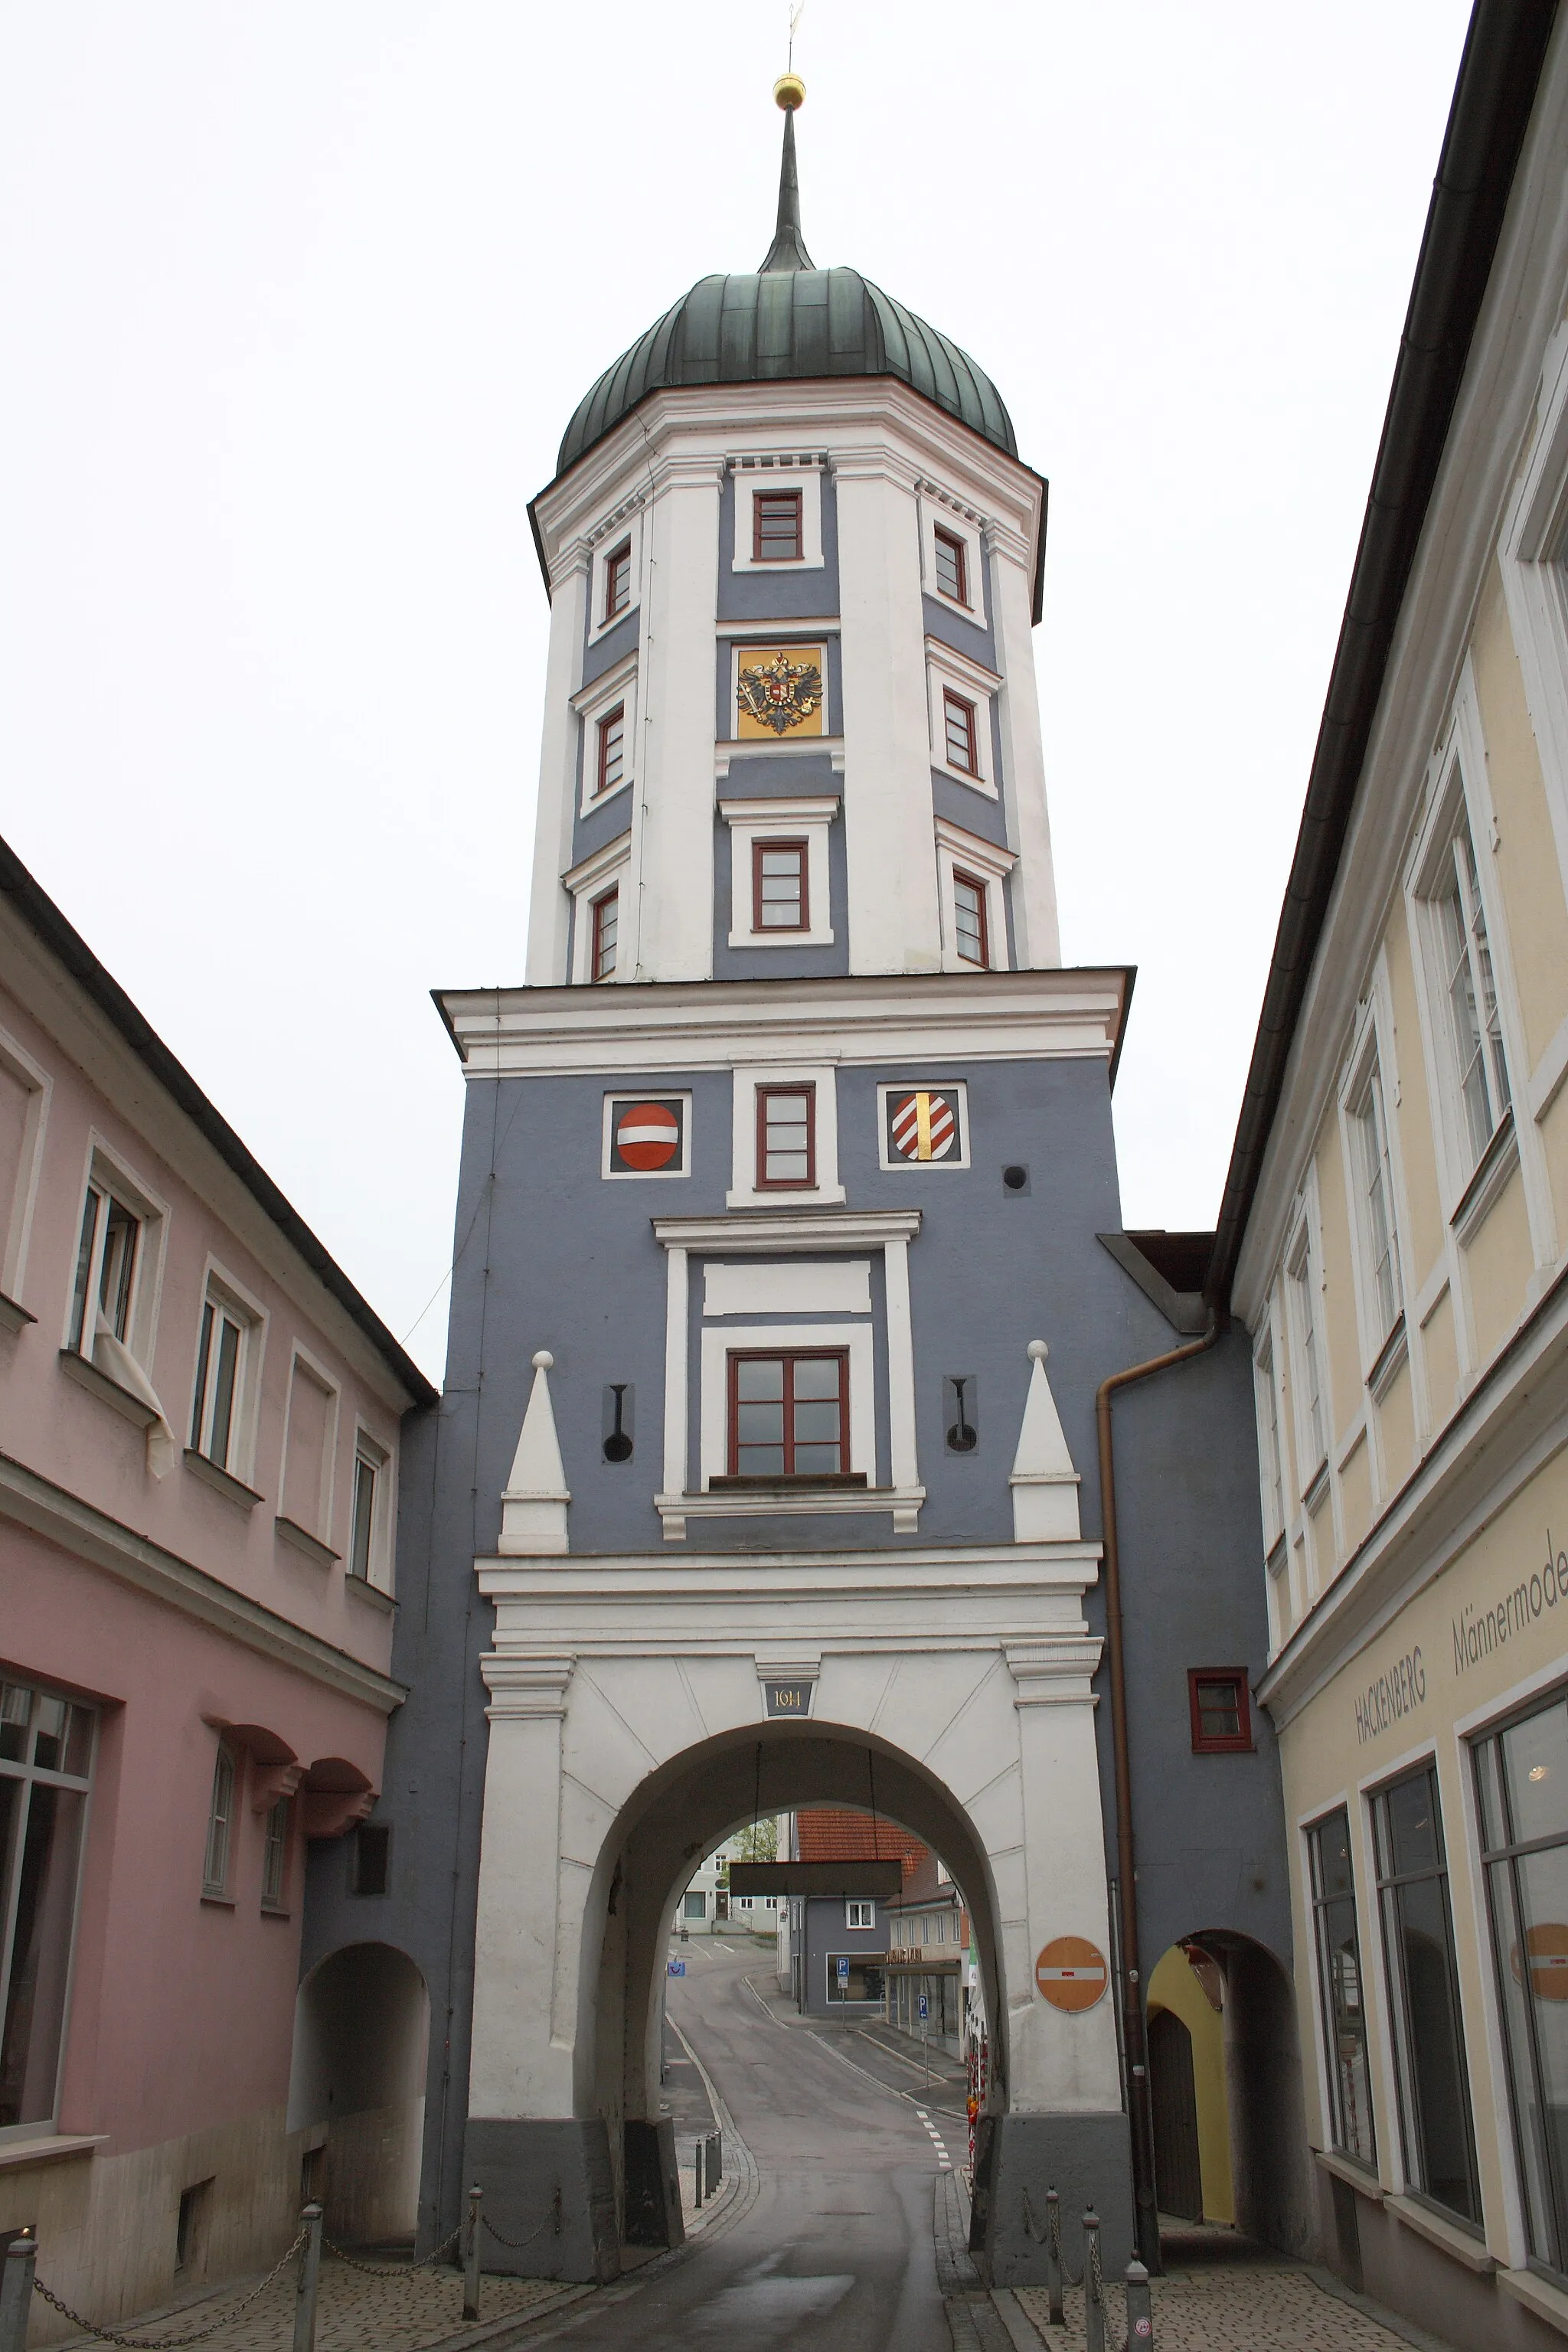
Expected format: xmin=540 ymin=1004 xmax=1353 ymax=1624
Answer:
xmin=1096 ymin=1316 xmax=1220 ymax=2272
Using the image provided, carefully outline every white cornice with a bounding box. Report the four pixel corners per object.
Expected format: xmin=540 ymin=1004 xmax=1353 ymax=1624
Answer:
xmin=0 ymin=1447 xmax=407 ymax=1715
xmin=436 ymin=970 xmax=1127 ymax=1080
xmin=1233 ymin=43 xmax=1568 ymax=1318
xmin=652 ymin=1207 xmax=921 ymax=1253
xmin=935 ymin=815 xmax=1017 ymax=881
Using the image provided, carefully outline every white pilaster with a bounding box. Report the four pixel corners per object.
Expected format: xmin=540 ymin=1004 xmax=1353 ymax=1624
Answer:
xmin=884 ymin=1234 xmax=920 ymax=1505
xmin=661 ymin=1246 xmax=689 ymax=1520
xmin=526 ymin=547 xmax=591 ymax=985
xmin=631 ymin=454 xmax=724 ymax=981
xmin=835 ymin=451 xmax=944 ymax=975
xmin=988 ymin=519 xmax=1061 ymax=967
xmin=467 ymin=1657 xmax=575 ymax=2118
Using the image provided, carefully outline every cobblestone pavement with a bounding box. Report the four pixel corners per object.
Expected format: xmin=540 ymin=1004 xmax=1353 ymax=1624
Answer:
xmin=51 ymin=2255 xmax=571 ymax=2352
xmin=1014 ymin=2243 xmax=1449 ymax=2352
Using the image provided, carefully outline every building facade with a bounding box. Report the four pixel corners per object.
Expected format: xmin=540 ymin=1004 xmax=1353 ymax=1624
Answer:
xmin=1217 ymin=8 xmax=1568 ymax=2348
xmin=302 ymin=87 xmax=1292 ymax=2293
xmin=0 ymin=842 xmax=433 ymax=2334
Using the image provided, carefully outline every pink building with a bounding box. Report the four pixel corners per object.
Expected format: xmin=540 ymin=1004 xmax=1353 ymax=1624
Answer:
xmin=0 ymin=840 xmax=435 ymax=2334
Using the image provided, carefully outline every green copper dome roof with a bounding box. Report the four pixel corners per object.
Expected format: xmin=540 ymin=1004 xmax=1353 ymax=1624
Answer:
xmin=556 ymin=112 xmax=1017 ymax=475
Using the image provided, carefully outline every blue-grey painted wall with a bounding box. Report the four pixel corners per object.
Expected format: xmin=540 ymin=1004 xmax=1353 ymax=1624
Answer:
xmin=717 ymin=466 xmax=840 ymax=620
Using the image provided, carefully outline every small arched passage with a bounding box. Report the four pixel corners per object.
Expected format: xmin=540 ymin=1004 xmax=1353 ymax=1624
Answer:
xmin=1156 ymin=1930 xmax=1315 ymax=2259
xmin=288 ymin=1942 xmax=430 ymax=2246
xmin=577 ymin=1726 xmax=1005 ymax=2236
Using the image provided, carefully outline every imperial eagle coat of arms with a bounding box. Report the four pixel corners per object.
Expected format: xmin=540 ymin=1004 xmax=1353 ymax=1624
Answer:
xmin=736 ymin=649 xmax=825 ymax=734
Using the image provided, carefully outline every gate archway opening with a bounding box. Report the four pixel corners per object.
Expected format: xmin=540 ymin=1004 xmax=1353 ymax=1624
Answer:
xmin=288 ymin=1942 xmax=430 ymax=2247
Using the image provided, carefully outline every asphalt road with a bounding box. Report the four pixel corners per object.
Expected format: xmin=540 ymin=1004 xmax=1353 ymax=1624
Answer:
xmin=534 ymin=1940 xmax=957 ymax=2351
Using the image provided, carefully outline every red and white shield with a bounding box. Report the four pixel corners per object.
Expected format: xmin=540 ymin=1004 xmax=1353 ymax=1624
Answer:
xmin=615 ymin=1101 xmax=681 ymax=1171
xmin=890 ymin=1091 xmax=956 ymax=1162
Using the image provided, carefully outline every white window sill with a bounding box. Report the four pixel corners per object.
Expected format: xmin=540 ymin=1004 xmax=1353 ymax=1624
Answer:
xmin=1450 ymin=1108 xmax=1519 ymax=1243
xmin=0 ymin=2132 xmax=108 ymax=2172
xmin=345 ymin=1575 xmax=396 ymax=1615
xmin=1384 ymin=2191 xmax=1495 ymax=2273
xmin=656 ymin=1485 xmax=924 ymax=1542
xmin=1313 ymin=2147 xmax=1383 ymax=2202
xmin=183 ymin=1449 xmax=263 ymax=1513
xmin=725 ymin=1187 xmax=846 ymax=1210
xmin=0 ymin=1290 xmax=36 ymax=1334
xmin=1501 ymin=2265 xmax=1568 ymax=2337
xmin=199 ymin=1892 xmax=236 ymax=1910
xmin=57 ymin=1348 xmax=158 ymax=1429
xmin=275 ymin=1516 xmax=340 ymax=1570
xmin=727 ymin=927 xmax=836 ymax=949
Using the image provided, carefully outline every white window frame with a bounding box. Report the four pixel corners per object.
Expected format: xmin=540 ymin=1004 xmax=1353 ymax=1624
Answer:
xmin=202 ymin=1741 xmax=237 ymax=1900
xmin=730 ymin=456 xmax=825 ymax=574
xmin=348 ymin=1426 xmax=394 ymax=1591
xmin=1337 ymin=1002 xmax=1407 ymax=1388
xmin=698 ymin=1320 xmax=875 ymax=1490
xmin=845 ymin=1898 xmax=876 ymax=1929
xmin=0 ymin=1026 xmax=50 ymax=1311
xmin=720 ymin=798 xmax=838 ymax=948
xmin=278 ymin=1343 xmax=341 ymax=1542
xmin=1284 ymin=1195 xmax=1330 ymax=1504
xmin=933 ymin=818 xmax=1014 ymax=972
xmin=586 ymin=505 xmax=643 ymax=646
xmin=1498 ymin=318 xmax=1568 ymax=919
xmin=727 ymin=1064 xmax=844 ymax=1207
xmin=918 ymin=491 xmax=988 ymax=627
xmin=564 ymin=831 xmax=632 ymax=985
xmin=187 ymin=1262 xmax=267 ymax=1487
xmin=926 ymin=638 xmax=999 ymax=795
xmin=573 ymin=653 xmax=637 ymax=816
xmin=64 ymin=1137 xmax=168 ymax=1373
xmin=1253 ymin=1325 xmax=1287 ymax=1558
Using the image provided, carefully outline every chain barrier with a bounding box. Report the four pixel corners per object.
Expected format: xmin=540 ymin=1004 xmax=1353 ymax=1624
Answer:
xmin=319 ymin=2224 xmax=462 ymax=2278
xmin=1088 ymin=2224 xmax=1105 ymax=2311
xmin=1020 ymin=2190 xmax=1083 ymax=2284
xmin=29 ymin=2224 xmax=309 ymax=2350
xmin=481 ymin=2190 xmax=561 ymax=2252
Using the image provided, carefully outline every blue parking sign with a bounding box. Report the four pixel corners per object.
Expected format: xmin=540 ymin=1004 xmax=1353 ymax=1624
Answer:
xmin=837 ymin=1956 xmax=850 ymax=1985
xmin=918 ymin=1993 xmax=929 ymax=2020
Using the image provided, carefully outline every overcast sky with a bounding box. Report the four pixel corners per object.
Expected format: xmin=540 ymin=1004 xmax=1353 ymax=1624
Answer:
xmin=0 ymin=2 xmax=1474 ymax=1380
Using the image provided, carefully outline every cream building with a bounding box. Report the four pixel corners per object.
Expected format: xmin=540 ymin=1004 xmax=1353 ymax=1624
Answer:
xmin=1210 ymin=9 xmax=1568 ymax=2349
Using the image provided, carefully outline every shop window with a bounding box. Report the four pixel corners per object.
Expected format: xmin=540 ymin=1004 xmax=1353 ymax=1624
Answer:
xmin=826 ymin=1955 xmax=886 ymax=2003
xmin=1373 ymin=1764 xmax=1481 ymax=2225
xmin=0 ymin=1678 xmax=93 ymax=2131
xmin=1308 ymin=1809 xmax=1377 ymax=2167
xmin=684 ymin=1890 xmax=706 ymax=1920
xmin=1475 ymin=1691 xmax=1568 ymax=2274
xmin=1187 ymin=1670 xmax=1252 ymax=1753
xmin=727 ymin=1351 xmax=848 ymax=1479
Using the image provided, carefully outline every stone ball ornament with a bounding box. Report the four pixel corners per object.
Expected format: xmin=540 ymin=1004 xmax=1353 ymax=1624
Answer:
xmin=531 ymin=1351 xmax=554 ymax=1372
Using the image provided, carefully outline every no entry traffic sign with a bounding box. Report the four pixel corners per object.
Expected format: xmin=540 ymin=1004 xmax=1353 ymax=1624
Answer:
xmin=1034 ymin=1936 xmax=1109 ymax=2011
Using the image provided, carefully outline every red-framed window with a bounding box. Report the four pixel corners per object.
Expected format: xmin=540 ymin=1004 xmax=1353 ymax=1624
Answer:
xmin=952 ymin=870 xmax=989 ymax=968
xmin=603 ymin=541 xmax=632 ymax=622
xmin=753 ymin=489 xmax=803 ymax=562
xmin=591 ymin=886 xmax=619 ymax=982
xmin=727 ymin=1350 xmax=848 ymax=1477
xmin=933 ymin=527 xmax=969 ymax=606
xmin=942 ymin=689 xmax=978 ymax=775
xmin=753 ymin=838 xmax=808 ymax=932
xmin=595 ymin=704 xmax=626 ymax=799
xmin=756 ymin=1084 xmax=815 ymax=1187
xmin=1187 ymin=1670 xmax=1253 ymax=1753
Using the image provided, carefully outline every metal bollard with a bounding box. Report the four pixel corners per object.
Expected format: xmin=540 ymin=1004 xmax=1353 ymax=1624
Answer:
xmin=293 ymin=2202 xmax=323 ymax=2352
xmin=1 ymin=2233 xmax=37 ymax=2352
xmin=1044 ymin=2188 xmax=1063 ymax=2326
xmin=1083 ymin=2210 xmax=1103 ymax=2352
xmin=691 ymin=2142 xmax=703 ymax=2208
xmin=704 ymin=2132 xmax=721 ymax=2195
xmin=1124 ymin=2257 xmax=1152 ymax=2347
xmin=462 ymin=2185 xmax=482 ymax=2323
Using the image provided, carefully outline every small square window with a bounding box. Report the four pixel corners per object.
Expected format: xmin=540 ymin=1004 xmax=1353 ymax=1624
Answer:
xmin=603 ymin=541 xmax=632 ymax=622
xmin=592 ymin=887 xmax=619 ymax=982
xmin=595 ymin=704 xmax=626 ymax=799
xmin=846 ymin=1899 xmax=876 ymax=1929
xmin=756 ymin=1084 xmax=814 ymax=1187
xmin=753 ymin=839 xmax=808 ymax=932
xmin=1187 ymin=1670 xmax=1253 ymax=1753
xmin=933 ymin=528 xmax=969 ymax=606
xmin=952 ymin=870 xmax=989 ymax=968
xmin=942 ymin=690 xmax=978 ymax=776
xmin=753 ymin=490 xmax=803 ymax=562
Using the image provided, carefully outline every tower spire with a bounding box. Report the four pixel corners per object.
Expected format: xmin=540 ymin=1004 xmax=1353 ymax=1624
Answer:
xmin=759 ymin=75 xmax=814 ymax=273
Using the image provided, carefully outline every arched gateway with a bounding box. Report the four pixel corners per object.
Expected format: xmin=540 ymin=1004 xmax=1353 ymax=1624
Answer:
xmin=292 ymin=80 xmax=1291 ymax=2303
xmin=465 ymin=1530 xmax=1128 ymax=2280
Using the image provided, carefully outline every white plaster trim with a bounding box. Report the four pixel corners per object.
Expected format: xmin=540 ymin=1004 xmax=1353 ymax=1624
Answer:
xmin=654 ymin=1484 xmax=926 ymax=1542
xmin=719 ymin=796 xmax=837 ymax=949
xmin=702 ymin=1259 xmax=871 ymax=1318
xmin=697 ymin=1320 xmax=874 ymax=1488
xmin=654 ymin=1210 xmax=922 ymax=1254
xmin=662 ymin=1246 xmax=689 ymax=1498
xmin=715 ymin=737 xmax=845 ymax=780
xmin=727 ymin=1063 xmax=844 ymax=1207
xmin=564 ymin=831 xmax=632 ymax=986
xmin=0 ymin=1022 xmax=50 ymax=1305
xmin=934 ymin=817 xmax=1015 ymax=974
xmin=926 ymin=636 xmax=999 ymax=798
xmin=0 ymin=1446 xmax=405 ymax=1711
xmin=730 ymin=455 xmax=825 ymax=573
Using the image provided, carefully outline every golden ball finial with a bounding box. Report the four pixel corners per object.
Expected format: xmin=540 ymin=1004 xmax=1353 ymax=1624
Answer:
xmin=774 ymin=72 xmax=805 ymax=111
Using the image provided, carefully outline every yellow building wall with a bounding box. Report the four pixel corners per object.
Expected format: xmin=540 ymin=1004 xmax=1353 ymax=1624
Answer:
xmin=1148 ymin=1945 xmax=1234 ymax=2226
xmin=1464 ymin=1161 xmax=1535 ymax=1367
xmin=1376 ymin=1356 xmax=1416 ymax=1497
xmin=1339 ymin=1430 xmax=1373 ymax=1556
xmin=1421 ymin=1282 xmax=1460 ymax=1430
xmin=1472 ymin=560 xmax=1568 ymax=1069
xmin=1543 ymin=1079 xmax=1568 ymax=1247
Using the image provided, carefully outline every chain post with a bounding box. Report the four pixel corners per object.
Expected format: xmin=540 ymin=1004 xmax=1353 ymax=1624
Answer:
xmin=292 ymin=2203 xmax=323 ymax=2352
xmin=462 ymin=2187 xmax=482 ymax=2322
xmin=1044 ymin=2189 xmax=1063 ymax=2325
xmin=1 ymin=2233 xmax=37 ymax=2352
xmin=1083 ymin=2211 xmax=1103 ymax=2352
xmin=1124 ymin=2257 xmax=1152 ymax=2347
xmin=691 ymin=2141 xmax=702 ymax=2210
